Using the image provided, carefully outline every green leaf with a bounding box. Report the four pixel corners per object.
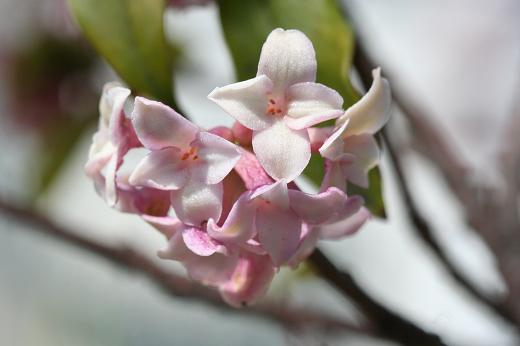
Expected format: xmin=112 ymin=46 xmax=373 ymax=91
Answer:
xmin=348 ymin=167 xmax=386 ymax=218
xmin=218 ymin=0 xmax=386 ymax=217
xmin=68 ymin=0 xmax=175 ymax=105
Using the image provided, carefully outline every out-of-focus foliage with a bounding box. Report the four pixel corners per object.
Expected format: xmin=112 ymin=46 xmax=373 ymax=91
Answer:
xmin=3 ymin=35 xmax=98 ymax=197
xmin=68 ymin=0 xmax=176 ymax=105
xmin=217 ymin=0 xmax=386 ymax=217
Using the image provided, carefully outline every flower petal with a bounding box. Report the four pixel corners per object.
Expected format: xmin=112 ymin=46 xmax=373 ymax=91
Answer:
xmin=170 ymin=181 xmax=223 ymax=226
xmin=319 ymin=118 xmax=349 ymax=161
xmin=320 ymin=160 xmax=348 ymax=192
xmin=99 ymin=82 xmax=130 ymax=131
xmin=250 ymin=179 xmax=289 ymax=210
xmin=288 ymin=187 xmax=349 ymax=224
xmin=129 ymin=147 xmax=189 ymax=190
xmin=182 ymin=227 xmax=226 ymax=256
xmin=287 ymin=224 xmax=319 ymax=268
xmin=207 ymin=192 xmax=256 ymax=243
xmin=190 ymin=131 xmax=242 ymax=185
xmin=208 ymin=75 xmax=273 ymax=131
xmin=132 ymin=97 xmax=199 ymax=150
xmin=256 ymin=204 xmax=301 ymax=266
xmin=318 ymin=207 xmax=370 ymax=240
xmin=185 ymin=252 xmax=239 ymax=286
xmin=344 ymin=134 xmax=380 ymax=172
xmin=252 ymin=120 xmax=310 ymax=182
xmin=337 ymin=67 xmax=391 ymax=136
xmin=219 ymin=253 xmax=275 ymax=307
xmin=142 ymin=215 xmax=183 ymax=238
xmin=233 ymin=149 xmax=273 ymax=190
xmin=257 ymin=28 xmax=316 ymax=95
xmin=308 ymin=126 xmax=333 ymax=152
xmin=285 ymin=82 xmax=343 ymax=130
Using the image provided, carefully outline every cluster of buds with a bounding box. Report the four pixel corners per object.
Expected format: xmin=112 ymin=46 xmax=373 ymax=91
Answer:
xmin=85 ymin=28 xmax=391 ymax=306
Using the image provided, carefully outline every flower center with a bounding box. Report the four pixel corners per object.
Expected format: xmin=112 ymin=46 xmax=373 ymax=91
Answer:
xmin=266 ymin=97 xmax=285 ymax=117
xmin=181 ymin=146 xmax=199 ymax=161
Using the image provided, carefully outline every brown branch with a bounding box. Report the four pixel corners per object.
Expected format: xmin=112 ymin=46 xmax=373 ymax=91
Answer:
xmin=346 ymin=7 xmax=520 ymax=328
xmin=308 ymin=250 xmax=447 ymax=346
xmin=0 ymin=197 xmax=365 ymax=336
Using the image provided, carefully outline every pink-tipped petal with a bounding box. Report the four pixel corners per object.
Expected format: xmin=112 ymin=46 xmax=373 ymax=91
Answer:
xmin=257 ymin=28 xmax=316 ymax=95
xmin=129 ymin=147 xmax=189 ymax=190
xmin=318 ymin=207 xmax=371 ymax=240
xmin=288 ymin=187 xmax=349 ymax=224
xmin=252 ymin=120 xmax=310 ymax=182
xmin=338 ymin=68 xmax=391 ymax=136
xmin=208 ymin=75 xmax=273 ymax=131
xmin=182 ymin=227 xmax=226 ymax=256
xmin=256 ymin=205 xmax=301 ymax=266
xmin=207 ymin=192 xmax=256 ymax=243
xmin=132 ymin=97 xmax=198 ymax=150
xmin=170 ymin=181 xmax=223 ymax=226
xmin=285 ymin=82 xmax=343 ymax=130
xmin=220 ymin=253 xmax=275 ymax=307
xmin=190 ymin=131 xmax=242 ymax=185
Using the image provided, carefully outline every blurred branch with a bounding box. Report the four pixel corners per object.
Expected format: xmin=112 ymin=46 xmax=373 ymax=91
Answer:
xmin=308 ymin=250 xmax=447 ymax=346
xmin=0 ymin=197 xmax=366 ymax=336
xmin=380 ymin=129 xmax=514 ymax=323
xmin=343 ymin=1 xmax=520 ymax=329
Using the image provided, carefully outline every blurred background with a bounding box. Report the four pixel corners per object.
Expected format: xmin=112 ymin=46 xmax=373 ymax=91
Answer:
xmin=0 ymin=0 xmax=519 ymax=345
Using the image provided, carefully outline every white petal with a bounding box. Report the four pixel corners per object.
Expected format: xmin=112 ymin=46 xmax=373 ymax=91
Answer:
xmin=252 ymin=120 xmax=310 ymax=182
xmin=285 ymin=82 xmax=343 ymax=130
xmin=208 ymin=75 xmax=273 ymax=131
xmin=338 ymin=67 xmax=391 ymax=135
xmin=99 ymin=82 xmax=130 ymax=130
xmin=319 ymin=119 xmax=349 ymax=161
xmin=129 ymin=147 xmax=189 ymax=190
xmin=132 ymin=97 xmax=199 ymax=150
xmin=257 ymin=28 xmax=316 ymax=94
xmin=190 ymin=131 xmax=242 ymax=184
xmin=170 ymin=182 xmax=223 ymax=226
xmin=344 ymin=134 xmax=380 ymax=171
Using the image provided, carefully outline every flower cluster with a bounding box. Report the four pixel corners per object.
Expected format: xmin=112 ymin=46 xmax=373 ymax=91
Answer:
xmin=85 ymin=28 xmax=391 ymax=306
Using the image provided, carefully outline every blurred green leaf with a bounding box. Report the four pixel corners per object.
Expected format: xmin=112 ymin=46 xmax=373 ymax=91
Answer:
xmin=68 ymin=0 xmax=175 ymax=105
xmin=348 ymin=167 xmax=386 ymax=218
xmin=218 ymin=0 xmax=386 ymax=217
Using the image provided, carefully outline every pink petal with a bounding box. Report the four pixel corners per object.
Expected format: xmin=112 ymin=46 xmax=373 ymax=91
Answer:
xmin=190 ymin=131 xmax=242 ymax=185
xmin=232 ymin=122 xmax=253 ymax=146
xmin=104 ymin=154 xmax=119 ymax=206
xmin=337 ymin=67 xmax=391 ymax=136
xmin=308 ymin=127 xmax=333 ymax=152
xmin=252 ymin=120 xmax=310 ymax=182
xmin=170 ymin=181 xmax=223 ymax=226
xmin=285 ymin=82 xmax=343 ymax=130
xmin=158 ymin=230 xmax=192 ymax=262
xmin=207 ymin=192 xmax=256 ymax=243
xmin=132 ymin=97 xmax=199 ymax=150
xmin=250 ymin=179 xmax=289 ymax=210
xmin=287 ymin=224 xmax=319 ymax=268
xmin=256 ymin=204 xmax=302 ymax=266
xmin=219 ymin=253 xmax=275 ymax=307
xmin=99 ymin=82 xmax=131 ymax=131
xmin=116 ymin=185 xmax=171 ymax=216
xmin=141 ymin=215 xmax=183 ymax=238
xmin=320 ymin=160 xmax=348 ymax=192
xmin=129 ymin=147 xmax=189 ymax=190
xmin=318 ymin=207 xmax=371 ymax=240
xmin=182 ymin=227 xmax=226 ymax=256
xmin=257 ymin=28 xmax=316 ymax=95
xmin=233 ymin=149 xmax=273 ymax=190
xmin=208 ymin=126 xmax=234 ymax=142
xmin=186 ymin=252 xmax=239 ymax=286
xmin=288 ymin=187 xmax=349 ymax=224
xmin=343 ymin=134 xmax=380 ymax=172
xmin=208 ymin=75 xmax=274 ymax=131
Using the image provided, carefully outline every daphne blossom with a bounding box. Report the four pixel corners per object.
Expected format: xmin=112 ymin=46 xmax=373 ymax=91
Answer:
xmin=209 ymin=28 xmax=344 ymax=182
xmin=85 ymin=28 xmax=391 ymax=307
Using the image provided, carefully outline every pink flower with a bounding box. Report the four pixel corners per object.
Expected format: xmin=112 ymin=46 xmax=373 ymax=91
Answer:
xmin=209 ymin=28 xmax=344 ymax=182
xmin=128 ymin=97 xmax=242 ymax=226
xmin=85 ymin=83 xmax=139 ymax=206
xmin=320 ymin=68 xmax=391 ymax=189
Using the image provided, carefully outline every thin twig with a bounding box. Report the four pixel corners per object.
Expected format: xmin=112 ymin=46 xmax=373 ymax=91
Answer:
xmin=0 ymin=197 xmax=365 ymax=336
xmin=308 ymin=250 xmax=447 ymax=346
